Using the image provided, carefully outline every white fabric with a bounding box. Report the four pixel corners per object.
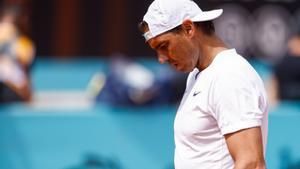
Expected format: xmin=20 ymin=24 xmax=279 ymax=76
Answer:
xmin=143 ymin=0 xmax=223 ymax=41
xmin=0 ymin=57 xmax=26 ymax=88
xmin=174 ymin=49 xmax=268 ymax=169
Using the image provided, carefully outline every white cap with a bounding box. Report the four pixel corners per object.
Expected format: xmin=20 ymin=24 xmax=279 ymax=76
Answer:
xmin=143 ymin=0 xmax=223 ymax=41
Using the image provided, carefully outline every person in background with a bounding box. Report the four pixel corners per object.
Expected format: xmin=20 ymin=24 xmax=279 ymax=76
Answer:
xmin=139 ymin=0 xmax=268 ymax=168
xmin=0 ymin=5 xmax=35 ymax=103
xmin=268 ymin=34 xmax=300 ymax=107
xmin=92 ymin=54 xmax=186 ymax=106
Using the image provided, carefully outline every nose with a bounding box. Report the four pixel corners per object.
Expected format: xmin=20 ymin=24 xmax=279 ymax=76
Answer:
xmin=157 ymin=53 xmax=168 ymax=64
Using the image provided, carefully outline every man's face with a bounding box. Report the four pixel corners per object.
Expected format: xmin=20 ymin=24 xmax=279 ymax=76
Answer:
xmin=148 ymin=30 xmax=198 ymax=73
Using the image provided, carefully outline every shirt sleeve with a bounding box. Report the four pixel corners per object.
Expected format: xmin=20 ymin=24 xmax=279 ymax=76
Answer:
xmin=209 ymin=70 xmax=265 ymax=136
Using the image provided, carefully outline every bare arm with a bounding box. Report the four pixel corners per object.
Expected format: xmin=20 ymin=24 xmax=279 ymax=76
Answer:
xmin=225 ymin=127 xmax=266 ymax=169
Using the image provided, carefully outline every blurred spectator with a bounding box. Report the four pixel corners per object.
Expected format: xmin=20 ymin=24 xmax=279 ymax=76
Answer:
xmin=268 ymin=34 xmax=300 ymax=107
xmin=0 ymin=5 xmax=35 ymax=103
xmin=90 ymin=54 xmax=186 ymax=106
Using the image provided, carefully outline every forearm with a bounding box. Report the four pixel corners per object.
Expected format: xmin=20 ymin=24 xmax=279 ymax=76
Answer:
xmin=233 ymin=159 xmax=266 ymax=169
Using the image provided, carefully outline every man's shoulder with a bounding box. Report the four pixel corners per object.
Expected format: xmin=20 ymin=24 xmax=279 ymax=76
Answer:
xmin=214 ymin=50 xmax=255 ymax=75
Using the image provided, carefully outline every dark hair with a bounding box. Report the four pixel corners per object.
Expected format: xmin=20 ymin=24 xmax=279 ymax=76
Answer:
xmin=194 ymin=21 xmax=215 ymax=36
xmin=138 ymin=21 xmax=148 ymax=33
xmin=138 ymin=20 xmax=215 ymax=36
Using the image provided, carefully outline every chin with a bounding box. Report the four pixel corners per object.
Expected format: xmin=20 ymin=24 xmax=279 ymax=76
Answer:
xmin=176 ymin=66 xmax=191 ymax=73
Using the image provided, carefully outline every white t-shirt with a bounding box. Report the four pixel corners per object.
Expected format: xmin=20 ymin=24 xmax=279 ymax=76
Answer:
xmin=174 ymin=49 xmax=268 ymax=169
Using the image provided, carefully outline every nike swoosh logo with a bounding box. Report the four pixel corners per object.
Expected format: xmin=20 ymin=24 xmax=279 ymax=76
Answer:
xmin=193 ymin=91 xmax=201 ymax=96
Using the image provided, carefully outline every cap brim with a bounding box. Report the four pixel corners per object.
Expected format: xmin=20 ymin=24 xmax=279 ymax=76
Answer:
xmin=191 ymin=9 xmax=223 ymax=22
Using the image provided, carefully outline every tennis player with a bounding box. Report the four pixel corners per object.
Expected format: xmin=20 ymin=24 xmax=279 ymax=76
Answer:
xmin=139 ymin=0 xmax=268 ymax=168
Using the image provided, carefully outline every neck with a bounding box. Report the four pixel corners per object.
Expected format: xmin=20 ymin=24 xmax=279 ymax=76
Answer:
xmin=196 ymin=34 xmax=228 ymax=70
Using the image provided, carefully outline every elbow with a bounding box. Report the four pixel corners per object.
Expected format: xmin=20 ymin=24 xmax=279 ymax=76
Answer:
xmin=234 ymin=158 xmax=266 ymax=169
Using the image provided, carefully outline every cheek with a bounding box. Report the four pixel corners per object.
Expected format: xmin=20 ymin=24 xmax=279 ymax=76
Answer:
xmin=181 ymin=43 xmax=198 ymax=69
xmin=187 ymin=42 xmax=198 ymax=59
xmin=167 ymin=46 xmax=179 ymax=61
xmin=170 ymin=42 xmax=188 ymax=57
xmin=179 ymin=43 xmax=195 ymax=60
xmin=168 ymin=39 xmax=195 ymax=63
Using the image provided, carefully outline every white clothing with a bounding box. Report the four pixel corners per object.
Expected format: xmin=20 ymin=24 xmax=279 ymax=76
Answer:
xmin=0 ymin=57 xmax=26 ymax=88
xmin=174 ymin=49 xmax=268 ymax=169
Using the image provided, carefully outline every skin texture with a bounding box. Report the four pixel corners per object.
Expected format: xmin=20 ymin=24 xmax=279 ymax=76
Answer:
xmin=144 ymin=20 xmax=266 ymax=169
xmin=225 ymin=127 xmax=266 ymax=169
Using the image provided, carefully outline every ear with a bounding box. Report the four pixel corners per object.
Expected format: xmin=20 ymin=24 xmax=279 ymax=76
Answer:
xmin=181 ymin=20 xmax=195 ymax=38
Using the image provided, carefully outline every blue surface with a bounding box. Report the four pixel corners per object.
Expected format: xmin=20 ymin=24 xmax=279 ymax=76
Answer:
xmin=31 ymin=58 xmax=109 ymax=91
xmin=0 ymin=104 xmax=177 ymax=169
xmin=1 ymin=102 xmax=300 ymax=169
xmin=0 ymin=58 xmax=300 ymax=169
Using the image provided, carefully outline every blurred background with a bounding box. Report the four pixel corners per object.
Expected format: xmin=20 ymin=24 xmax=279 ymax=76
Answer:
xmin=0 ymin=0 xmax=300 ymax=169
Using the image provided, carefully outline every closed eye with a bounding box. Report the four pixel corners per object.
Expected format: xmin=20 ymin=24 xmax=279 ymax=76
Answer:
xmin=159 ymin=42 xmax=168 ymax=50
